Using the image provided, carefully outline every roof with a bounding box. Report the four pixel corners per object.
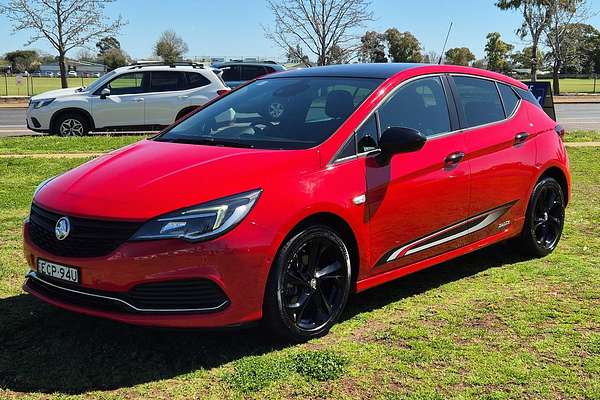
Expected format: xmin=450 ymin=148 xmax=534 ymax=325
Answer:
xmin=213 ymin=62 xmax=286 ymax=70
xmin=271 ymin=63 xmax=425 ymax=79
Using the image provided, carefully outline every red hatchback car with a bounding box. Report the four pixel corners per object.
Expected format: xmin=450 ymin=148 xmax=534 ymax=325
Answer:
xmin=23 ymin=64 xmax=571 ymax=341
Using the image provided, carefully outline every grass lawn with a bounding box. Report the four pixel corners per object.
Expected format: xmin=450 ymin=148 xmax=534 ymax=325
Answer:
xmin=0 ymin=135 xmax=149 ymax=155
xmin=0 ymin=76 xmax=97 ymax=96
xmin=0 ymin=146 xmax=599 ymax=399
xmin=566 ymin=130 xmax=600 ymax=143
xmin=537 ymin=78 xmax=600 ymax=94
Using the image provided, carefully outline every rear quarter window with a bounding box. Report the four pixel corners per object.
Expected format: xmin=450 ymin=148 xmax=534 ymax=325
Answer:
xmin=186 ymin=72 xmax=211 ymax=89
xmin=498 ymin=83 xmax=520 ymax=117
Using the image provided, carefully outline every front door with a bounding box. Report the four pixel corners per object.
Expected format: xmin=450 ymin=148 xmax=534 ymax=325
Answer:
xmin=91 ymin=72 xmax=146 ymax=128
xmin=366 ymin=76 xmax=470 ymax=273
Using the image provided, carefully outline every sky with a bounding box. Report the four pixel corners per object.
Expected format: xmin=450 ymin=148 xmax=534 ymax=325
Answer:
xmin=1 ymin=0 xmax=600 ymax=61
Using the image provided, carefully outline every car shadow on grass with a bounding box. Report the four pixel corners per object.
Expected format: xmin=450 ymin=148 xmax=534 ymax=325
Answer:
xmin=0 ymin=243 xmax=527 ymax=395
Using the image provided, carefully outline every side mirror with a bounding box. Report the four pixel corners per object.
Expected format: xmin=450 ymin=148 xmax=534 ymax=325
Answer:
xmin=379 ymin=127 xmax=426 ymax=157
xmin=100 ymin=88 xmax=111 ymax=99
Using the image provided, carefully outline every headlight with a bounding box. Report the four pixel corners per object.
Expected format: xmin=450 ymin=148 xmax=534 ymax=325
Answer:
xmin=131 ymin=189 xmax=262 ymax=242
xmin=30 ymin=98 xmax=55 ymax=109
xmin=33 ymin=175 xmax=57 ymax=197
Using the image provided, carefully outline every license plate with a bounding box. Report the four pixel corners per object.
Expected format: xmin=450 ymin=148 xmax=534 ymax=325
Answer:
xmin=37 ymin=258 xmax=80 ymax=284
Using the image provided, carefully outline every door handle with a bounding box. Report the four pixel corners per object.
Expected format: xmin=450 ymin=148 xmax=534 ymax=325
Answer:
xmin=134 ymin=97 xmax=144 ymax=102
xmin=514 ymin=132 xmax=528 ymax=145
xmin=444 ymin=151 xmax=465 ymax=166
xmin=178 ymin=95 xmax=189 ymax=99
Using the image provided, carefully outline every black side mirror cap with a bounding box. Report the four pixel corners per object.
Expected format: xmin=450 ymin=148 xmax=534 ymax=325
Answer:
xmin=379 ymin=127 xmax=427 ymax=157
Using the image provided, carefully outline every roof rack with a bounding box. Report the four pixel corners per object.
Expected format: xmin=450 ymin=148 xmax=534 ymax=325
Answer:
xmin=128 ymin=61 xmax=205 ymax=69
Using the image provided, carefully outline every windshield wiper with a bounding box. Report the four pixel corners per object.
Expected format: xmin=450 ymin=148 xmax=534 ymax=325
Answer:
xmin=159 ymin=137 xmax=255 ymax=148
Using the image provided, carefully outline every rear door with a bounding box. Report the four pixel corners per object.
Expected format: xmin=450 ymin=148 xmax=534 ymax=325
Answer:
xmin=90 ymin=72 xmax=146 ymax=128
xmin=366 ymin=75 xmax=471 ymax=273
xmin=143 ymin=71 xmax=187 ymax=125
xmin=450 ymin=75 xmax=538 ymax=244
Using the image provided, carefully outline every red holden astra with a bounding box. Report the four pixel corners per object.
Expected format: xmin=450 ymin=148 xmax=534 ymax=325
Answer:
xmin=23 ymin=64 xmax=571 ymax=341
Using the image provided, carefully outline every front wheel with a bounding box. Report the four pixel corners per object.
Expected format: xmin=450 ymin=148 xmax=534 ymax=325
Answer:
xmin=54 ymin=113 xmax=89 ymax=136
xmin=263 ymin=225 xmax=352 ymax=342
xmin=513 ymin=177 xmax=565 ymax=257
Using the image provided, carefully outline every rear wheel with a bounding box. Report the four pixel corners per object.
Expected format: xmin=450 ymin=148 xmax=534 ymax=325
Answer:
xmin=513 ymin=177 xmax=565 ymax=257
xmin=54 ymin=113 xmax=89 ymax=136
xmin=263 ymin=225 xmax=352 ymax=342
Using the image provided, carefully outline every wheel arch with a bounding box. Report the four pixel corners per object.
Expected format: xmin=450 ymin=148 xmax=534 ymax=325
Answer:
xmin=539 ymin=166 xmax=570 ymax=206
xmin=50 ymin=108 xmax=95 ymax=133
xmin=276 ymin=212 xmax=360 ymax=286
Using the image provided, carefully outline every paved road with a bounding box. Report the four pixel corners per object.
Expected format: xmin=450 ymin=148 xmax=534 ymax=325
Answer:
xmin=1 ymin=103 xmax=600 ymax=137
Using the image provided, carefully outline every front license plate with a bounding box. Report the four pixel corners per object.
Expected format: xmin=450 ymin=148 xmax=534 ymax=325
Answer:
xmin=37 ymin=258 xmax=80 ymax=284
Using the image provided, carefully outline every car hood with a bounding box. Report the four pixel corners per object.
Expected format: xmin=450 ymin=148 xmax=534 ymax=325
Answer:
xmin=31 ymin=87 xmax=82 ymax=101
xmin=35 ymin=139 xmax=320 ymax=220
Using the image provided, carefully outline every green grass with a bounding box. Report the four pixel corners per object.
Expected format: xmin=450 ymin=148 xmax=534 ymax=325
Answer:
xmin=0 ymin=76 xmax=97 ymax=96
xmin=0 ymin=135 xmax=148 ymax=154
xmin=0 ymin=147 xmax=599 ymax=399
xmin=565 ymin=130 xmax=600 ymax=143
xmin=537 ymin=78 xmax=600 ymax=94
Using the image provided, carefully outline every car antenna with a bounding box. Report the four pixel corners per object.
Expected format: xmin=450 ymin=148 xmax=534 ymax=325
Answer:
xmin=438 ymin=22 xmax=453 ymax=64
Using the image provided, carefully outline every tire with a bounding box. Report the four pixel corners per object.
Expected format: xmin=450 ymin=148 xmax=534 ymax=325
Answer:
xmin=53 ymin=113 xmax=89 ymax=136
xmin=512 ymin=177 xmax=565 ymax=257
xmin=263 ymin=225 xmax=352 ymax=342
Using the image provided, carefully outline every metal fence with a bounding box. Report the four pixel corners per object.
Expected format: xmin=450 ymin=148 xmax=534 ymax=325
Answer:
xmin=1 ymin=74 xmax=93 ymax=96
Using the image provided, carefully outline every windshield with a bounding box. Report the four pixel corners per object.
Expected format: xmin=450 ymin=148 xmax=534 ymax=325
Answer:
xmin=155 ymin=77 xmax=382 ymax=150
xmin=83 ymin=70 xmax=117 ymax=92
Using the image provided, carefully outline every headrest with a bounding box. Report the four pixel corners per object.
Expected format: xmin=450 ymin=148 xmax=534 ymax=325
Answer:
xmin=325 ymin=90 xmax=354 ymax=119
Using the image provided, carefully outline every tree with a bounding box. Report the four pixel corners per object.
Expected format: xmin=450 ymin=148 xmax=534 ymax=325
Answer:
xmin=264 ymin=0 xmax=374 ymax=66
xmin=485 ymin=32 xmax=514 ymax=73
xmin=154 ymin=30 xmax=188 ymax=64
xmin=4 ymin=49 xmax=39 ymax=72
xmin=385 ymin=28 xmax=423 ymax=63
xmin=424 ymin=50 xmax=441 ymax=64
xmin=544 ymin=0 xmax=590 ymax=94
xmin=96 ymin=36 xmax=120 ymax=57
xmin=77 ymin=49 xmax=96 ymax=63
xmin=0 ymin=0 xmax=125 ymax=88
xmin=326 ymin=44 xmax=350 ymax=64
xmin=472 ymin=59 xmax=488 ymax=69
xmin=511 ymin=45 xmax=545 ymax=69
xmin=444 ymin=47 xmax=475 ymax=66
xmin=359 ymin=31 xmax=387 ymax=63
xmin=496 ymin=0 xmax=554 ymax=81
xmin=102 ymin=47 xmax=128 ymax=70
xmin=574 ymin=24 xmax=600 ymax=74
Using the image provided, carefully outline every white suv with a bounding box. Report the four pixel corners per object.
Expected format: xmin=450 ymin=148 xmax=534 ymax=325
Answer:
xmin=27 ymin=63 xmax=230 ymax=136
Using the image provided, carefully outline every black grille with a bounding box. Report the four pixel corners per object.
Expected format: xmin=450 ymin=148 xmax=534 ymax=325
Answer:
xmin=28 ymin=203 xmax=142 ymax=258
xmin=26 ymin=275 xmax=230 ymax=313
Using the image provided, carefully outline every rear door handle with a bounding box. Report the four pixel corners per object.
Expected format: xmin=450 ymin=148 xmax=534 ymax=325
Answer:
xmin=445 ymin=151 xmax=465 ymax=166
xmin=514 ymin=132 xmax=528 ymax=145
xmin=134 ymin=97 xmax=144 ymax=102
xmin=178 ymin=95 xmax=189 ymax=99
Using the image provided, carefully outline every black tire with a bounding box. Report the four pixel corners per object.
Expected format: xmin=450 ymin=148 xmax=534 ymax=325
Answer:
xmin=512 ymin=177 xmax=565 ymax=257
xmin=263 ymin=225 xmax=352 ymax=342
xmin=53 ymin=113 xmax=90 ymax=136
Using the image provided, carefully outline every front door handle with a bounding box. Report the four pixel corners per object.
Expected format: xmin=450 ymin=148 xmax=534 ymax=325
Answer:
xmin=514 ymin=132 xmax=528 ymax=145
xmin=134 ymin=97 xmax=144 ymax=102
xmin=178 ymin=95 xmax=189 ymax=99
xmin=445 ymin=151 xmax=465 ymax=166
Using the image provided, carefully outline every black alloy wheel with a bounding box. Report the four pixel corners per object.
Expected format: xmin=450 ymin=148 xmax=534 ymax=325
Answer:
xmin=513 ymin=177 xmax=565 ymax=257
xmin=263 ymin=225 xmax=351 ymax=341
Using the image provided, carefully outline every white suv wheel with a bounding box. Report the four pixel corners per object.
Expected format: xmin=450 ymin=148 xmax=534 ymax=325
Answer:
xmin=59 ymin=118 xmax=84 ymax=136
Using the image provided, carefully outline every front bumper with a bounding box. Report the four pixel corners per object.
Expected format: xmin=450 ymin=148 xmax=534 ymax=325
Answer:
xmin=22 ymin=220 xmax=276 ymax=328
xmin=26 ymin=106 xmax=52 ymax=132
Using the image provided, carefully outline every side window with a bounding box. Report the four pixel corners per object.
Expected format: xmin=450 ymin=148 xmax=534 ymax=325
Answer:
xmin=221 ymin=65 xmax=241 ymax=82
xmin=453 ymin=76 xmax=505 ymax=128
xmin=186 ymin=72 xmax=211 ymax=89
xmin=336 ymin=136 xmax=356 ymax=160
xmin=149 ymin=71 xmax=183 ymax=92
xmin=106 ymin=72 xmax=145 ymax=95
xmin=378 ymin=76 xmax=451 ymax=137
xmin=264 ymin=66 xmax=276 ymax=74
xmin=241 ymin=65 xmax=267 ymax=81
xmin=498 ymin=83 xmax=520 ymax=116
xmin=356 ymin=114 xmax=379 ymax=153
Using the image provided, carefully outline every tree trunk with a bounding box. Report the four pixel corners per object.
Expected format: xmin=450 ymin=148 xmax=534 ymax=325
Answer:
xmin=553 ymin=61 xmax=561 ymax=96
xmin=58 ymin=52 xmax=68 ymax=88
xmin=530 ymin=42 xmax=538 ymax=82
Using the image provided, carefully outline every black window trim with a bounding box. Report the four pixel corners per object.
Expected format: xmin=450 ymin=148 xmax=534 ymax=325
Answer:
xmin=448 ymin=73 xmax=523 ymax=132
xmin=93 ymin=71 xmax=149 ymax=96
xmin=331 ymin=73 xmax=456 ymax=165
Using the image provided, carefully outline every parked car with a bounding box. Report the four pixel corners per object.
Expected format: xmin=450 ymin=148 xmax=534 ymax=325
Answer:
xmin=45 ymin=72 xmax=54 ymax=78
xmin=92 ymin=72 xmax=101 ymax=78
xmin=23 ymin=64 xmax=570 ymax=341
xmin=213 ymin=61 xmax=285 ymax=88
xmin=67 ymin=70 xmax=78 ymax=77
xmin=26 ymin=62 xmax=230 ymax=136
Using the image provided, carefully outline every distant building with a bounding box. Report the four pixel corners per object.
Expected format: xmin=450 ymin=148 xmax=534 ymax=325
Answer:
xmin=40 ymin=60 xmax=107 ymax=76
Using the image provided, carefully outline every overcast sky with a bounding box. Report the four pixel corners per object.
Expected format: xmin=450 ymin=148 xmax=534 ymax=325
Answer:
xmin=1 ymin=0 xmax=600 ymax=61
